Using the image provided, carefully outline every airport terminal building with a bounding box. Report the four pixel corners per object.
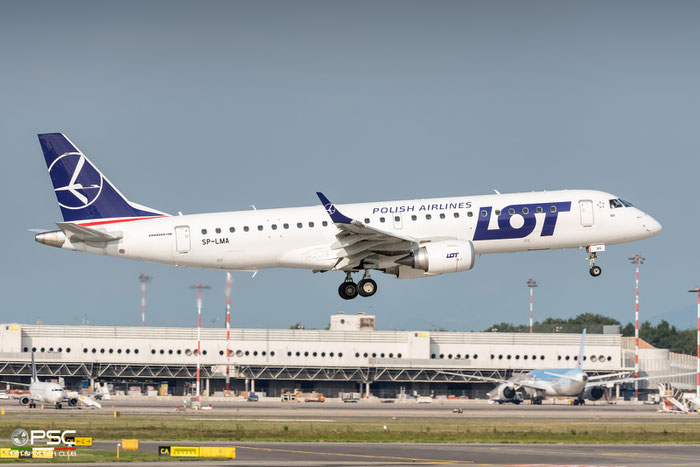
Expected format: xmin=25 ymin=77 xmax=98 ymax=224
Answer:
xmin=0 ymin=313 xmax=694 ymax=399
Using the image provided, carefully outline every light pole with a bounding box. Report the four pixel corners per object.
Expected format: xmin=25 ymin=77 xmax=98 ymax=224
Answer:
xmin=225 ymin=271 xmax=232 ymax=394
xmin=527 ymin=279 xmax=538 ymax=333
xmin=629 ymin=254 xmax=645 ymax=401
xmin=689 ymin=287 xmax=700 ymax=399
xmin=191 ymin=282 xmax=210 ymax=402
xmin=138 ymin=274 xmax=151 ymax=327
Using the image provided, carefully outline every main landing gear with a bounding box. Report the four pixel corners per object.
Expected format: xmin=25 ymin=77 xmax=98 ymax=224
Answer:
xmin=338 ymin=271 xmax=377 ymax=300
xmin=586 ymin=245 xmax=604 ymax=277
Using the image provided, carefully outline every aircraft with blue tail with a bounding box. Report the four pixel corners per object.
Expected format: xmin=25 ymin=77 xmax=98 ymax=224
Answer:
xmin=442 ymin=330 xmax=695 ymax=404
xmin=34 ymin=133 xmax=662 ymax=299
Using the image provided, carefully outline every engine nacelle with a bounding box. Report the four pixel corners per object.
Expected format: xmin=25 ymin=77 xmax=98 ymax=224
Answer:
xmin=582 ymin=386 xmax=605 ymax=401
xmin=397 ymin=240 xmax=475 ymax=275
xmin=498 ymin=384 xmax=516 ymax=400
xmin=68 ymin=397 xmax=79 ymax=407
xmin=19 ymin=396 xmax=30 ymax=406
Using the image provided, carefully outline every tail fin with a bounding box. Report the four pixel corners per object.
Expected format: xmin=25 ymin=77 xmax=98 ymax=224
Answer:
xmin=577 ymin=328 xmax=587 ymax=367
xmin=31 ymin=351 xmax=38 ymax=384
xmin=38 ymin=133 xmax=168 ymax=223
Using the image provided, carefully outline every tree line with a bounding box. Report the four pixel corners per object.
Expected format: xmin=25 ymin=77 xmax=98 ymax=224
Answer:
xmin=485 ymin=313 xmax=696 ymax=355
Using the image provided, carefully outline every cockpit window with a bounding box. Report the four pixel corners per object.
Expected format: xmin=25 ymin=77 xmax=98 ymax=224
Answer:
xmin=609 ymin=199 xmax=623 ymax=209
xmin=619 ymin=199 xmax=633 ymax=207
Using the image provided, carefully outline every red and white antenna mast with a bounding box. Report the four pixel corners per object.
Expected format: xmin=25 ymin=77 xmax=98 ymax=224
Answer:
xmin=527 ymin=279 xmax=538 ymax=333
xmin=225 ymin=271 xmax=232 ymax=394
xmin=191 ymin=282 xmax=209 ymax=403
xmin=139 ymin=274 xmax=152 ymax=327
xmin=629 ymin=253 xmax=645 ymax=401
xmin=689 ymin=287 xmax=700 ymax=399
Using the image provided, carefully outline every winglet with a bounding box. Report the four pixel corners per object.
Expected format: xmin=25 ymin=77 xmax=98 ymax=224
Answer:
xmin=577 ymin=328 xmax=587 ymax=367
xmin=316 ymin=192 xmax=353 ymax=224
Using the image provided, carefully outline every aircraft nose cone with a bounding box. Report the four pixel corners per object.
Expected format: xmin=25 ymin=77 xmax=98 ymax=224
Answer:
xmin=643 ymin=215 xmax=662 ymax=236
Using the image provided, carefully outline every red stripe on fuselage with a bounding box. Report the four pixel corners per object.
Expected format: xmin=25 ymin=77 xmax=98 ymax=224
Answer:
xmin=79 ymin=216 xmax=166 ymax=227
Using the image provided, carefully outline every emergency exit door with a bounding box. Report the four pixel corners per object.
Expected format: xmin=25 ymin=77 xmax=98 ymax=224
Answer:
xmin=579 ymin=200 xmax=594 ymax=227
xmin=175 ymin=226 xmax=191 ymax=253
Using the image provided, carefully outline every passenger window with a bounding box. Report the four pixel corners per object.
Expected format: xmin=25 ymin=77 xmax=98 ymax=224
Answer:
xmin=394 ymin=216 xmax=400 ymax=222
xmin=536 ymin=207 xmax=543 ymax=213
xmin=322 ymin=221 xmax=328 ymax=227
xmin=411 ymin=215 xmax=417 ymax=221
xmin=297 ymin=222 xmax=302 ymax=228
xmin=550 ymin=205 xmax=557 ymax=213
xmin=495 ymin=210 xmax=501 ymax=215
xmin=453 ymin=212 xmax=459 ymax=218
xmin=201 ymin=229 xmax=207 ymax=235
xmin=229 ymin=227 xmax=235 ymax=233
xmin=426 ymin=214 xmax=431 ymax=220
xmin=283 ymin=223 xmax=289 ymax=229
xmin=215 ymin=228 xmax=221 ymax=234
xmin=243 ymin=226 xmax=249 ymax=232
xmin=364 ymin=218 xmax=370 ymax=224
xmin=522 ymin=207 xmax=529 ymax=214
xmin=467 ymin=211 xmax=473 ymax=217
xmin=439 ymin=213 xmax=445 ymax=219
xmin=271 ymin=224 xmax=277 ymax=230
xmin=508 ymin=208 xmax=515 ymax=215
xmin=480 ymin=210 xmax=487 ymax=217
xmin=309 ymin=222 xmax=314 ymax=227
xmin=380 ymin=217 xmax=385 ymax=223
xmin=257 ymin=225 xmax=263 ymax=231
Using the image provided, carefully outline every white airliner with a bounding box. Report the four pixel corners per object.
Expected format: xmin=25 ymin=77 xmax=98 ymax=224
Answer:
xmin=34 ymin=133 xmax=662 ymax=299
xmin=1 ymin=353 xmax=101 ymax=409
xmin=443 ymin=330 xmax=694 ymax=405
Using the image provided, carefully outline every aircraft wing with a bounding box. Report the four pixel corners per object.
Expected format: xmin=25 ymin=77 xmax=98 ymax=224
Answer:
xmin=0 ymin=381 xmax=31 ymax=387
xmin=585 ymin=371 xmax=697 ymax=388
xmin=316 ymin=192 xmax=420 ymax=270
xmin=56 ymin=222 xmax=123 ymax=243
xmin=438 ymin=371 xmax=550 ymax=392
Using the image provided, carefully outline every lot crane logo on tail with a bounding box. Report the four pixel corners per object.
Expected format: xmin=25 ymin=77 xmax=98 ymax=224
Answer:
xmin=49 ymin=153 xmax=104 ymax=209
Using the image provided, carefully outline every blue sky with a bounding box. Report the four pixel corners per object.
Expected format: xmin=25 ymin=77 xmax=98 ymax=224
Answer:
xmin=1 ymin=1 xmax=698 ymax=331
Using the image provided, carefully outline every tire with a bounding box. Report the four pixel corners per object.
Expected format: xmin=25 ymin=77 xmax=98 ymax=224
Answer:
xmin=589 ymin=266 xmax=602 ymax=277
xmin=338 ymin=282 xmax=358 ymax=300
xmin=357 ymin=279 xmax=377 ymax=297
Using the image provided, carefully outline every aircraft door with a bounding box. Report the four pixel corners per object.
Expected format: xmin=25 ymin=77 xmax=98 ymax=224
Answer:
xmin=392 ymin=213 xmax=403 ymax=230
xmin=175 ymin=226 xmax=191 ymax=253
xmin=579 ymin=200 xmax=594 ymax=227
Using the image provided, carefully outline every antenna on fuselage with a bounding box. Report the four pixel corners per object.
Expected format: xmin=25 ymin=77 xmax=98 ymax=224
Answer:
xmin=493 ymin=189 xmax=501 ymax=195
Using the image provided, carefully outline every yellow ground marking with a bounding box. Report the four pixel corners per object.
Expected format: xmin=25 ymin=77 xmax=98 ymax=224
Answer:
xmin=235 ymin=445 xmax=472 ymax=464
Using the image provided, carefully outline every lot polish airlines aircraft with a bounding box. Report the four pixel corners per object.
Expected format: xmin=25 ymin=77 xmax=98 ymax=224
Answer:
xmin=35 ymin=134 xmax=662 ymax=299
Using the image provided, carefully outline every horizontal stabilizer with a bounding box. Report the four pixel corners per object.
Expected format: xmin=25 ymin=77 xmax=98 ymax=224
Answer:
xmin=57 ymin=222 xmax=122 ymax=243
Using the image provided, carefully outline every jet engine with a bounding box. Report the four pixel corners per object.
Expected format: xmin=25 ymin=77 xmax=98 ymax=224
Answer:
xmin=19 ymin=396 xmax=30 ymax=406
xmin=396 ymin=240 xmax=475 ymax=275
xmin=498 ymin=384 xmax=517 ymax=400
xmin=68 ymin=397 xmax=79 ymax=407
xmin=582 ymin=386 xmax=605 ymax=401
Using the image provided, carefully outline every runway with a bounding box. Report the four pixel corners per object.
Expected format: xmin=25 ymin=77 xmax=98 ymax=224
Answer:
xmin=2 ymin=397 xmax=682 ymax=421
xmin=87 ymin=440 xmax=700 ymax=466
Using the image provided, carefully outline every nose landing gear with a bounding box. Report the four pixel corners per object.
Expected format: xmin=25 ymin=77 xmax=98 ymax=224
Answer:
xmin=586 ymin=245 xmax=605 ymax=277
xmin=338 ymin=271 xmax=378 ymax=299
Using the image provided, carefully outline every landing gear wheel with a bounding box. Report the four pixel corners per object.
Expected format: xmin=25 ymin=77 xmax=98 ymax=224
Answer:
xmin=338 ymin=281 xmax=358 ymax=300
xmin=357 ymin=278 xmax=377 ymax=297
xmin=589 ymin=265 xmax=602 ymax=277
xmin=55 ymin=403 xmax=62 ymax=409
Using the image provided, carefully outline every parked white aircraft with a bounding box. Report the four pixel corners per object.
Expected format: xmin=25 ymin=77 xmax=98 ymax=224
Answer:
xmin=35 ymin=134 xmax=662 ymax=299
xmin=442 ymin=330 xmax=694 ymax=405
xmin=1 ymin=353 xmax=101 ymax=409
